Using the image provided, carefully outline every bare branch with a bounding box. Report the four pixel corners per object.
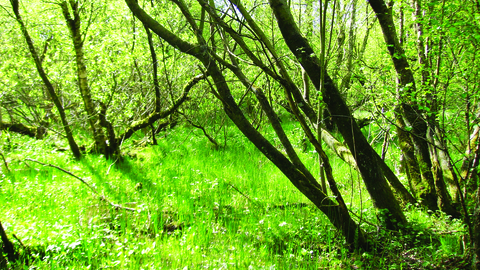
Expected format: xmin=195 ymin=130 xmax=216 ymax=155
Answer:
xmin=24 ymin=159 xmax=137 ymax=212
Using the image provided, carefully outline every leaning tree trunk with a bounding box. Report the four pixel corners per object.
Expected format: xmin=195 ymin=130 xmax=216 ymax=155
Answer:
xmin=10 ymin=0 xmax=81 ymax=159
xmin=124 ymin=0 xmax=370 ymax=250
xmin=203 ymin=49 xmax=369 ymax=251
xmin=268 ymin=0 xmax=407 ymax=230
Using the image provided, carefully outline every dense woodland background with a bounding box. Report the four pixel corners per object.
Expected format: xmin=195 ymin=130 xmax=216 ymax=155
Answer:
xmin=0 ymin=0 xmax=480 ymax=268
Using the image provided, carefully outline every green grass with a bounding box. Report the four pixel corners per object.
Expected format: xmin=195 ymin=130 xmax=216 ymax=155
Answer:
xmin=0 ymin=123 xmax=468 ymax=269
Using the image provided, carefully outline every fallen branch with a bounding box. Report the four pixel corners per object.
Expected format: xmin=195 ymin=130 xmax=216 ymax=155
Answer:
xmin=183 ymin=116 xmax=219 ymax=147
xmin=347 ymin=209 xmax=379 ymax=229
xmin=227 ymin=183 xmax=311 ymax=210
xmin=227 ymin=182 xmax=263 ymax=208
xmin=116 ymin=74 xmax=204 ymax=145
xmin=0 ymin=121 xmax=37 ymax=138
xmin=24 ymin=159 xmax=137 ymax=212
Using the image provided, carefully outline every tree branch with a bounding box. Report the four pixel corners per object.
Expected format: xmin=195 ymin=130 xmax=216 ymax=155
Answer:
xmin=116 ymin=74 xmax=205 ymax=144
xmin=24 ymin=159 xmax=137 ymax=212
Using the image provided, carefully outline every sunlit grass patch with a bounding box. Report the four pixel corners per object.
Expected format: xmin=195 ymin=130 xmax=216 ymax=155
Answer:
xmin=0 ymin=125 xmax=469 ymax=269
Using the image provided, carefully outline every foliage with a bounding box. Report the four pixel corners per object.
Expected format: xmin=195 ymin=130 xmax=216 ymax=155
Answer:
xmin=1 ymin=0 xmax=479 ymax=267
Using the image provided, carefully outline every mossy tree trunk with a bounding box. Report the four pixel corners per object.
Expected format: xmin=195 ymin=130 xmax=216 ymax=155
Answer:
xmin=396 ymin=111 xmax=422 ymax=198
xmin=461 ymin=125 xmax=480 ymax=193
xmin=268 ymin=0 xmax=407 ymax=230
xmin=369 ymin=0 xmax=443 ymax=212
xmin=60 ymin=0 xmax=109 ymax=157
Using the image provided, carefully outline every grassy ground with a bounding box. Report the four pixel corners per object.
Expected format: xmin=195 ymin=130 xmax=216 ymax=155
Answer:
xmin=0 ymin=122 xmax=468 ymax=269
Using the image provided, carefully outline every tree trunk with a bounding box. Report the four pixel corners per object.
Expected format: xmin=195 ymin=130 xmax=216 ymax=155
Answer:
xmin=461 ymin=125 xmax=480 ymax=192
xmin=0 ymin=121 xmax=37 ymax=138
xmin=369 ymin=0 xmax=439 ymax=211
xmin=143 ymin=25 xmax=162 ymax=113
xmin=60 ymin=1 xmax=108 ymax=157
xmin=318 ymin=124 xmax=416 ymax=205
xmin=437 ymin=132 xmax=461 ymax=205
xmin=396 ymin=111 xmax=423 ymax=198
xmin=206 ymin=58 xmax=370 ymax=250
xmin=339 ymin=0 xmax=357 ymax=91
xmin=428 ymin=126 xmax=460 ymax=217
xmin=0 ymin=221 xmax=17 ymax=263
xmin=269 ymin=0 xmax=407 ymax=230
xmin=124 ymin=0 xmax=370 ymax=250
xmin=11 ymin=0 xmax=81 ymax=159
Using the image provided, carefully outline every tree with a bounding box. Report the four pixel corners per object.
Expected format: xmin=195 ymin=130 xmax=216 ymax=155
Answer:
xmin=124 ymin=0 xmax=375 ymax=249
xmin=9 ymin=0 xmax=82 ymax=159
xmin=2 ymin=0 xmax=480 ymax=261
xmin=59 ymin=0 xmax=110 ymax=157
xmin=122 ymin=0 xmax=420 ymax=250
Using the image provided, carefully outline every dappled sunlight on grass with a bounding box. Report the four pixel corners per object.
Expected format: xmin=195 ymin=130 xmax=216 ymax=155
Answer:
xmin=0 ymin=125 xmax=469 ymax=269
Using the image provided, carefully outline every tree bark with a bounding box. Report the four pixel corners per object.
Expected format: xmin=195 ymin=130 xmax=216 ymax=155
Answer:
xmin=143 ymin=25 xmax=162 ymax=113
xmin=396 ymin=111 xmax=422 ymax=198
xmin=437 ymin=148 xmax=460 ymax=204
xmin=339 ymin=0 xmax=357 ymax=91
xmin=461 ymin=124 xmax=480 ymax=192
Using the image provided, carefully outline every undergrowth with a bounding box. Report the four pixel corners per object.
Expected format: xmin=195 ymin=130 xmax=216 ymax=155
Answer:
xmin=0 ymin=123 xmax=468 ymax=269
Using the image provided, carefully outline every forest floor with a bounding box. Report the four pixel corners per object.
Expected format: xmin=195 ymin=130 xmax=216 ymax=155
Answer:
xmin=0 ymin=123 xmax=470 ymax=269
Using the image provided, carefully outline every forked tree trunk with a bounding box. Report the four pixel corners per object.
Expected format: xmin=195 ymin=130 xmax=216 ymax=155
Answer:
xmin=60 ymin=1 xmax=108 ymax=157
xmin=369 ymin=0 xmax=441 ymax=211
xmin=124 ymin=0 xmax=370 ymax=250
